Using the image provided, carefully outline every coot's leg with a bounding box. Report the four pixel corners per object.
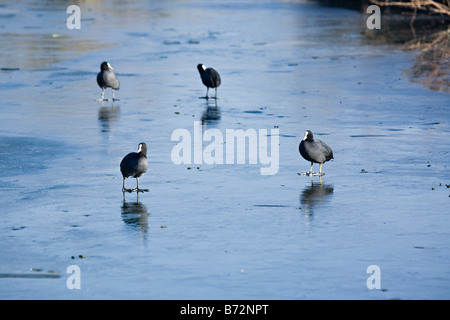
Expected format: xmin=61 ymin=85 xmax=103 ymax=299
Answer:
xmin=307 ymin=162 xmax=314 ymax=176
xmin=112 ymin=89 xmax=118 ymax=101
xmin=97 ymin=88 xmax=106 ymax=102
xmin=122 ymin=177 xmax=133 ymax=193
xmin=135 ymin=177 xmax=149 ymax=193
xmin=315 ymin=163 xmax=325 ymax=176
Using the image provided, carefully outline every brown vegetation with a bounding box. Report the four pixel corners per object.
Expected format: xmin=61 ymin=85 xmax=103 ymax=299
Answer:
xmin=370 ymin=0 xmax=450 ymax=17
xmin=367 ymin=1 xmax=449 ymax=92
xmin=404 ymin=28 xmax=449 ymax=92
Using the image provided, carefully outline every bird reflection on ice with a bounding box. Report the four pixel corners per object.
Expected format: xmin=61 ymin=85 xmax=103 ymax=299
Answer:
xmin=121 ymin=194 xmax=149 ymax=244
xmin=201 ymin=99 xmax=221 ymax=125
xmin=300 ymin=176 xmax=334 ymax=222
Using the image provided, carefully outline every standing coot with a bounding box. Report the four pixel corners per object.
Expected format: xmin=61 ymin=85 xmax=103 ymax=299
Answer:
xmin=120 ymin=143 xmax=149 ymax=193
xmin=97 ymin=61 xmax=120 ymax=101
xmin=299 ymin=130 xmax=333 ymax=176
xmin=197 ymin=64 xmax=221 ymax=99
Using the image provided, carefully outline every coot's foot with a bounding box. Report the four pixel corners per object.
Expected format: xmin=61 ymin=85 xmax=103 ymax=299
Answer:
xmin=123 ymin=187 xmax=149 ymax=193
xmin=297 ymin=172 xmax=325 ymax=177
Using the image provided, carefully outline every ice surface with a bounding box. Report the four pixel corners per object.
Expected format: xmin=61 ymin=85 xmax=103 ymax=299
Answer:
xmin=0 ymin=0 xmax=449 ymax=299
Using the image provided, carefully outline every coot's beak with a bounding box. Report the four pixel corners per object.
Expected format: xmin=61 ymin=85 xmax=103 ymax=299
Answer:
xmin=302 ymin=131 xmax=308 ymax=141
xmin=107 ymin=63 xmax=114 ymax=70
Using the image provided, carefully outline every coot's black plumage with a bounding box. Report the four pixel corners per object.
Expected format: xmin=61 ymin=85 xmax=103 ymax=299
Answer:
xmin=197 ymin=64 xmax=221 ymax=99
xmin=299 ymin=130 xmax=333 ymax=176
xmin=120 ymin=143 xmax=149 ymax=193
xmin=97 ymin=61 xmax=120 ymax=101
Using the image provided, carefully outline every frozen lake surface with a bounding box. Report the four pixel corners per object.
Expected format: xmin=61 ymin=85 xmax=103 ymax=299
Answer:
xmin=0 ymin=0 xmax=449 ymax=299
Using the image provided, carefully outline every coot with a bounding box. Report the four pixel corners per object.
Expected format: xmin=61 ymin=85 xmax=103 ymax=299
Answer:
xmin=299 ymin=130 xmax=333 ymax=176
xmin=97 ymin=61 xmax=120 ymax=101
xmin=197 ymin=64 xmax=221 ymax=99
xmin=120 ymin=143 xmax=149 ymax=193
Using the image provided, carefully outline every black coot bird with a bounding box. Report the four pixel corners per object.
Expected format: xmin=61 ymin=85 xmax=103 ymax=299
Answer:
xmin=197 ymin=64 xmax=221 ymax=99
xmin=97 ymin=61 xmax=120 ymax=101
xmin=120 ymin=143 xmax=149 ymax=193
xmin=299 ymin=130 xmax=333 ymax=176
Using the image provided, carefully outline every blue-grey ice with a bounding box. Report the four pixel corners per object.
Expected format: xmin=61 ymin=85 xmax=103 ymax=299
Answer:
xmin=0 ymin=0 xmax=449 ymax=300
